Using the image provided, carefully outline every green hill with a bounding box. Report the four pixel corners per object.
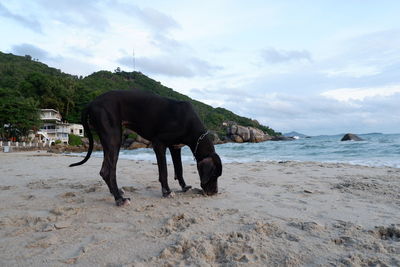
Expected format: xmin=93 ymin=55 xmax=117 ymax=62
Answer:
xmin=0 ymin=51 xmax=279 ymax=139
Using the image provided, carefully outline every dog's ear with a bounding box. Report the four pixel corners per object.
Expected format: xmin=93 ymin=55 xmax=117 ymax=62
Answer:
xmin=210 ymin=153 xmax=222 ymax=177
xmin=197 ymin=157 xmax=214 ymax=185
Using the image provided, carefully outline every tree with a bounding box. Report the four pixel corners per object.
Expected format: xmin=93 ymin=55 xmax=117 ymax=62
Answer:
xmin=0 ymin=87 xmax=41 ymax=140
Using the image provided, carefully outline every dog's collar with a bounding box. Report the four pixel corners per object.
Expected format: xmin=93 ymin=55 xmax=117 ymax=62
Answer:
xmin=193 ymin=130 xmax=209 ymax=160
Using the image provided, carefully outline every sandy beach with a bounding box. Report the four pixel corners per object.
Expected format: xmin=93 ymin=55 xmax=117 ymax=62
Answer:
xmin=0 ymin=151 xmax=399 ymax=266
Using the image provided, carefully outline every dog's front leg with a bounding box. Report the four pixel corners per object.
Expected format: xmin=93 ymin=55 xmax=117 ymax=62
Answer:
xmin=169 ymin=146 xmax=192 ymax=192
xmin=153 ymin=143 xmax=172 ymax=197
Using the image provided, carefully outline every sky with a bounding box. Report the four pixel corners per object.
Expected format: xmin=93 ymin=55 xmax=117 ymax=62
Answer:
xmin=1 ymin=0 xmax=400 ymax=135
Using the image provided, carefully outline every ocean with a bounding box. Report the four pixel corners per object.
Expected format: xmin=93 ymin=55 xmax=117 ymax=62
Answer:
xmin=82 ymin=133 xmax=400 ymax=168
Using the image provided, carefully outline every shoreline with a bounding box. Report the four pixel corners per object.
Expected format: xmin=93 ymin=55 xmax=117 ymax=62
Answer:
xmin=4 ymin=148 xmax=400 ymax=170
xmin=64 ymin=149 xmax=400 ymax=170
xmin=1 ymin=151 xmax=399 ymax=266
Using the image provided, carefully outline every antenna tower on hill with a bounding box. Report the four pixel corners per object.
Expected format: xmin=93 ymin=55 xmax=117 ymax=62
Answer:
xmin=132 ymin=48 xmax=136 ymax=72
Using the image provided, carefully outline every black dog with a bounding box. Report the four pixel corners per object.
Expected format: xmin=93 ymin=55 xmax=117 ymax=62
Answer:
xmin=69 ymin=89 xmax=222 ymax=206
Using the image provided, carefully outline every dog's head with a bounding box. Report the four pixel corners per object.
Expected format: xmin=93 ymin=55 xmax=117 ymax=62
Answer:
xmin=197 ymin=153 xmax=222 ymax=195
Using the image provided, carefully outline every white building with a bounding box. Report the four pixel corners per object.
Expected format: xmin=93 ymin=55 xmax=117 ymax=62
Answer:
xmin=69 ymin=123 xmax=84 ymax=137
xmin=38 ymin=109 xmax=84 ymax=144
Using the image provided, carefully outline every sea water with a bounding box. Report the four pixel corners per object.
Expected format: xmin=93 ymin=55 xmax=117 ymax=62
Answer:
xmin=83 ymin=133 xmax=400 ymax=168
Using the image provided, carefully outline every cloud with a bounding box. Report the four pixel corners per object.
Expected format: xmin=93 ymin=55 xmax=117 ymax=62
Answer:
xmin=12 ymin=43 xmax=49 ymax=60
xmin=150 ymin=33 xmax=185 ymax=52
xmin=1 ymin=1 xmax=109 ymax=33
xmin=67 ymin=46 xmax=94 ymax=58
xmin=117 ymin=55 xmax=221 ymax=77
xmin=48 ymin=55 xmax=98 ymax=76
xmin=0 ymin=3 xmax=42 ymax=33
xmin=321 ymin=84 xmax=400 ymax=102
xmin=188 ymin=57 xmax=222 ymax=76
xmin=320 ymin=29 xmax=400 ymax=80
xmin=36 ymin=0 xmax=109 ymax=31
xmin=322 ymin=65 xmax=381 ymax=78
xmin=110 ymin=1 xmax=183 ymax=53
xmin=109 ymin=1 xmax=180 ymax=33
xmin=11 ymin=43 xmax=97 ymax=76
xmin=261 ymin=47 xmax=312 ymax=64
xmin=133 ymin=7 xmax=180 ymax=33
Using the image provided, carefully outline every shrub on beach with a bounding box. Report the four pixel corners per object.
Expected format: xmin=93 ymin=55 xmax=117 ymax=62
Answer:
xmin=68 ymin=134 xmax=82 ymax=146
xmin=127 ymin=132 xmax=138 ymax=140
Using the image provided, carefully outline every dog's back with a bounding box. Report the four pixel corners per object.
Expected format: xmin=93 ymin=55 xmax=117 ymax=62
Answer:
xmin=88 ymin=89 xmax=201 ymax=145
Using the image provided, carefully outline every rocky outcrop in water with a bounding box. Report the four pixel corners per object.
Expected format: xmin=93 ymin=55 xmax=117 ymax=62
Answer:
xmin=270 ymin=136 xmax=295 ymax=141
xmin=341 ymin=133 xmax=363 ymax=141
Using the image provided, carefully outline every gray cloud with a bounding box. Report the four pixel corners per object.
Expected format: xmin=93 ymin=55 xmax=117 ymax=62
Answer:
xmin=134 ymin=6 xmax=180 ymax=33
xmin=137 ymin=57 xmax=194 ymax=77
xmin=188 ymin=57 xmax=222 ymax=76
xmin=12 ymin=43 xmax=49 ymax=60
xmin=150 ymin=33 xmax=185 ymax=52
xmin=6 ymin=0 xmax=180 ymax=34
xmin=48 ymin=55 xmax=98 ymax=76
xmin=0 ymin=3 xmax=42 ymax=33
xmin=117 ymin=55 xmax=221 ymax=77
xmin=109 ymin=1 xmax=180 ymax=33
xmin=11 ymin=43 xmax=97 ymax=76
xmin=261 ymin=47 xmax=312 ymax=64
xmin=67 ymin=46 xmax=94 ymax=58
xmin=35 ymin=0 xmax=109 ymax=31
xmin=108 ymin=1 xmax=183 ymax=53
xmin=0 ymin=1 xmax=109 ymax=33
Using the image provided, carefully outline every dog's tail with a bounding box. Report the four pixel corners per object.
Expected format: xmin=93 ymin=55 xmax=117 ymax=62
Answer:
xmin=69 ymin=105 xmax=93 ymax=167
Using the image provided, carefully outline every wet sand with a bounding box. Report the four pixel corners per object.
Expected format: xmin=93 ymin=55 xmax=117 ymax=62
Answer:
xmin=0 ymin=151 xmax=399 ymax=266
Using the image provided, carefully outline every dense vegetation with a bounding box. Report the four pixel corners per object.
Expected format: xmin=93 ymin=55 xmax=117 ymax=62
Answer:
xmin=0 ymin=51 xmax=279 ymax=140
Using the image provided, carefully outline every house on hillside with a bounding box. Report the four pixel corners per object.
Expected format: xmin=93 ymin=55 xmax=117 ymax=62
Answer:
xmin=38 ymin=109 xmax=84 ymax=144
xmin=69 ymin=123 xmax=84 ymax=137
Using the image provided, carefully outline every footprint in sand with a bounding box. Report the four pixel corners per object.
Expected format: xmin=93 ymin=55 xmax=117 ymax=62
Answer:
xmin=0 ymin=185 xmax=17 ymax=190
xmin=373 ymin=225 xmax=400 ymax=241
xmin=288 ymin=220 xmax=325 ymax=233
xmin=21 ymin=194 xmax=36 ymax=200
xmin=50 ymin=206 xmax=82 ymax=217
xmin=27 ymin=180 xmax=52 ymax=189
xmin=26 ymin=234 xmax=59 ymax=249
xmin=121 ymin=186 xmax=139 ymax=193
xmin=60 ymin=192 xmax=76 ymax=198
xmin=157 ymin=213 xmax=198 ymax=237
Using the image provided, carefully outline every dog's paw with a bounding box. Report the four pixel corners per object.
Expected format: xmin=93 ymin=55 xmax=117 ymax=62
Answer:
xmin=181 ymin=185 xmax=192 ymax=192
xmin=162 ymin=187 xmax=172 ymax=197
xmin=162 ymin=190 xmax=175 ymax=198
xmin=116 ymin=197 xmax=131 ymax=206
xmin=161 ymin=188 xmax=175 ymax=197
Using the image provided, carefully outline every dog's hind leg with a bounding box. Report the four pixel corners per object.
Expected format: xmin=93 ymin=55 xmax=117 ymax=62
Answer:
xmin=169 ymin=146 xmax=192 ymax=192
xmin=100 ymin=160 xmax=125 ymax=196
xmin=101 ymin=138 xmax=131 ymax=206
xmin=153 ymin=143 xmax=172 ymax=197
xmin=96 ymin=115 xmax=130 ymax=206
xmin=99 ymin=160 xmax=112 ymax=191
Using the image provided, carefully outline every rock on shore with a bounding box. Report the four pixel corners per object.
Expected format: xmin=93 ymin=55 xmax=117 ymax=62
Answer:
xmin=225 ymin=123 xmax=271 ymax=143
